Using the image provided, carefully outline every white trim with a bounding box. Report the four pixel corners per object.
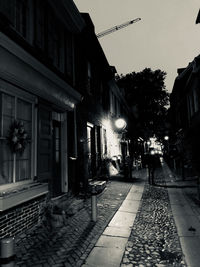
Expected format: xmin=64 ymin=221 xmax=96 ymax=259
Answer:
xmin=87 ymin=122 xmax=94 ymax=128
xmin=74 ymin=108 xmax=78 ymax=158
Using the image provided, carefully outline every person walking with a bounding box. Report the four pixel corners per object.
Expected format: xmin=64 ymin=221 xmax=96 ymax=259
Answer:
xmin=147 ymin=150 xmax=156 ymax=185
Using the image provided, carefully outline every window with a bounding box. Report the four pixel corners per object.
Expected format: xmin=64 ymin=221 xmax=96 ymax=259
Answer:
xmin=65 ymin=31 xmax=74 ymax=80
xmin=0 ymin=0 xmax=29 ymax=39
xmin=0 ymin=91 xmax=35 ymax=186
xmin=35 ymin=0 xmax=45 ymax=49
xmin=47 ymin=8 xmax=63 ymax=70
xmin=87 ymin=62 xmax=92 ymax=94
xmin=15 ymin=0 xmax=28 ymax=38
xmin=187 ymin=88 xmax=199 ymax=120
xmin=110 ymin=91 xmax=116 ymax=115
xmin=103 ymin=128 xmax=107 ymax=155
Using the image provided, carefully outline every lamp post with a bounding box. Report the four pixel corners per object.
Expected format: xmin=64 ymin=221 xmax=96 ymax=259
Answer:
xmin=164 ymin=136 xmax=169 ymax=162
xmin=115 ymin=118 xmax=131 ymax=179
xmin=115 ymin=118 xmax=127 ymax=130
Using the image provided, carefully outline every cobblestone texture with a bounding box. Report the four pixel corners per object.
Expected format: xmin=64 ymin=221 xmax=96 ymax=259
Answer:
xmin=15 ymin=164 xmax=189 ymax=266
xmin=15 ymin=177 xmax=133 ymax=266
xmin=120 ymin=165 xmax=187 ymax=267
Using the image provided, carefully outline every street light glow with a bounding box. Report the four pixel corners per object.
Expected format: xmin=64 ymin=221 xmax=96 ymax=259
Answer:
xmin=164 ymin=136 xmax=169 ymax=141
xmin=115 ymin=118 xmax=127 ymax=129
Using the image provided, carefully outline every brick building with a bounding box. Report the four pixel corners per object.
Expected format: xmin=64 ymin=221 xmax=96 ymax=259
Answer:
xmin=169 ymin=10 xmax=200 ymax=179
xmin=169 ymin=55 xmax=200 ymax=178
xmin=0 ymin=1 xmax=132 ymax=238
xmin=75 ymin=13 xmax=132 ymax=192
xmin=0 ymin=0 xmax=84 ymax=238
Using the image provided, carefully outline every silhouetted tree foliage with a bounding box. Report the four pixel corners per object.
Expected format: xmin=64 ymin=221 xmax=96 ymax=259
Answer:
xmin=116 ymin=68 xmax=169 ymax=140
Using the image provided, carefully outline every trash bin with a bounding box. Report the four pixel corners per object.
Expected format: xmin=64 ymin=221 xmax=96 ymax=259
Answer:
xmin=0 ymin=237 xmax=15 ymax=267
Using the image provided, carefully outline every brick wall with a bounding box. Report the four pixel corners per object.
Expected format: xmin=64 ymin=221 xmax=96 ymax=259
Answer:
xmin=0 ymin=195 xmax=47 ymax=239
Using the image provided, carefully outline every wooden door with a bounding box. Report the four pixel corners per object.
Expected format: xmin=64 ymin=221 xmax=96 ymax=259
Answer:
xmin=52 ymin=120 xmax=62 ymax=196
xmin=38 ymin=104 xmax=52 ymax=183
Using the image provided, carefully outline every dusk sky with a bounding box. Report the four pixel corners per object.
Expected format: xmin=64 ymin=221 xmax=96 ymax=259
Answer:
xmin=73 ymin=0 xmax=200 ymax=92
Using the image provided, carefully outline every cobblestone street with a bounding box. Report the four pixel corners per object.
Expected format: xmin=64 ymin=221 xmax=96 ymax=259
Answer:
xmin=121 ymin=166 xmax=186 ymax=267
xmin=15 ymin=164 xmax=190 ymax=266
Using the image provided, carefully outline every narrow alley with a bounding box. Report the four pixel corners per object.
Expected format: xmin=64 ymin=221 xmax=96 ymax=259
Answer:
xmin=0 ymin=2 xmax=200 ymax=267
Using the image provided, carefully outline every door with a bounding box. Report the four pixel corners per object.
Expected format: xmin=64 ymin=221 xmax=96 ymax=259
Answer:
xmin=52 ymin=120 xmax=62 ymax=196
xmin=38 ymin=104 xmax=53 ymax=183
xmin=87 ymin=124 xmax=97 ymax=178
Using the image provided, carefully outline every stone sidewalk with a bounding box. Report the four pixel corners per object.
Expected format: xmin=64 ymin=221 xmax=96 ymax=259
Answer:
xmin=83 ymin=164 xmax=187 ymax=267
xmin=15 ymin=175 xmax=135 ymax=266
xmin=82 ymin=171 xmax=146 ymax=267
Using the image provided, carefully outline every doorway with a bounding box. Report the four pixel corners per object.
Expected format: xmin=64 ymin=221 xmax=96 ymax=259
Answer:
xmin=52 ymin=120 xmax=62 ymax=197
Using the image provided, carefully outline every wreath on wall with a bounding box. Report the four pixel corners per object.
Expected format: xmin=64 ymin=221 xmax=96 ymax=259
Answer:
xmin=6 ymin=120 xmax=31 ymax=155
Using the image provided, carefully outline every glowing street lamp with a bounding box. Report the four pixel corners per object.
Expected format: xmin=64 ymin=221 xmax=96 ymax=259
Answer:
xmin=115 ymin=118 xmax=127 ymax=130
xmin=164 ymin=135 xmax=169 ymax=155
xmin=150 ymin=149 xmax=155 ymax=155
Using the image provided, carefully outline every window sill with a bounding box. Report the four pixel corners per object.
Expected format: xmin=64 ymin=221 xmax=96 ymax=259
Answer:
xmin=0 ymin=183 xmax=48 ymax=211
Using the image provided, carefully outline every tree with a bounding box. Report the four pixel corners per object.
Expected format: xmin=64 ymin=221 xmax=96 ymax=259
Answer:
xmin=116 ymin=68 xmax=169 ymax=140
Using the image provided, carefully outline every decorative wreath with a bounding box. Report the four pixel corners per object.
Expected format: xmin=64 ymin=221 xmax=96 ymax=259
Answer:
xmin=6 ymin=120 xmax=31 ymax=154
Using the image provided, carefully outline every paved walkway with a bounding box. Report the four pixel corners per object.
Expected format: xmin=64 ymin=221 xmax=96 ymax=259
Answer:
xmin=83 ymin=163 xmax=200 ymax=267
xmin=82 ymin=170 xmax=145 ymax=267
xmin=165 ymin=165 xmax=200 ymax=267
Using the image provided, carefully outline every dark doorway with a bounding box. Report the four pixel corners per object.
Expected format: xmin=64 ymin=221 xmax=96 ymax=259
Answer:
xmin=87 ymin=125 xmax=97 ymax=178
xmin=52 ymin=120 xmax=62 ymax=197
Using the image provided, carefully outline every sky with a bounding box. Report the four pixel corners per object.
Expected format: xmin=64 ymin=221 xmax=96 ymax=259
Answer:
xmin=73 ymin=0 xmax=200 ymax=93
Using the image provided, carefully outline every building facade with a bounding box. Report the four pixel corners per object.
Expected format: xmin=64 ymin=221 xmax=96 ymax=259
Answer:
xmin=169 ymin=55 xmax=200 ymax=178
xmin=168 ymin=10 xmax=200 ymax=179
xmin=75 ymin=13 xmax=132 ymax=192
xmin=0 ymin=0 xmax=84 ymax=238
xmin=0 ymin=1 xmax=132 ymax=238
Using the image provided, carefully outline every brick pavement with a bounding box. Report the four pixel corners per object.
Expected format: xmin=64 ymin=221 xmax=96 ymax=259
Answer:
xmin=15 ymin=176 xmax=135 ymax=266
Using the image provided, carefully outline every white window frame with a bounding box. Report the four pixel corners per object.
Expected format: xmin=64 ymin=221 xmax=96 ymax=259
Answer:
xmin=0 ymin=84 xmax=37 ymax=191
